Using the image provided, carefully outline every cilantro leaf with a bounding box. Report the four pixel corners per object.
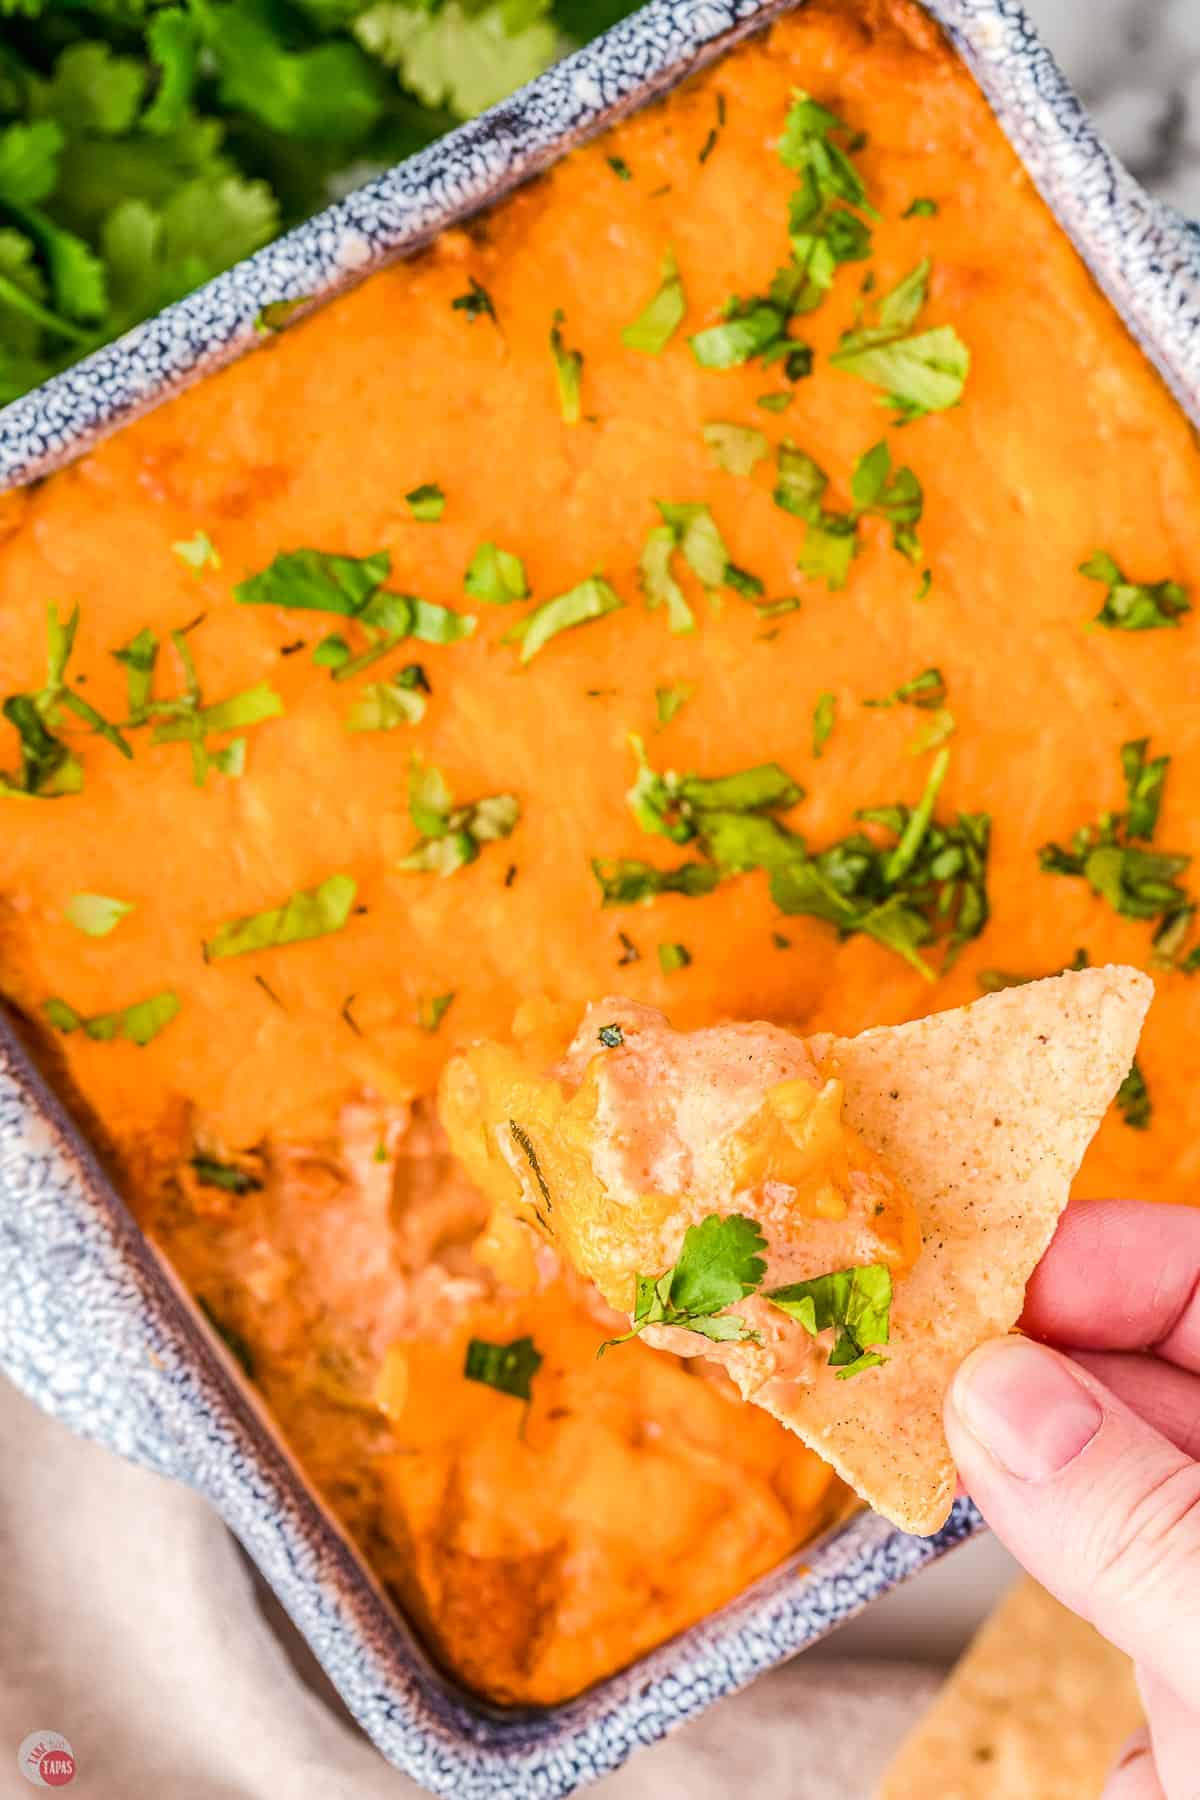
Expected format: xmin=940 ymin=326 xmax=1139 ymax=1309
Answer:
xmin=703 ymin=421 xmax=769 ymax=476
xmin=832 ymin=324 xmax=970 ymax=421
xmin=451 ymin=277 xmax=495 ymax=324
xmin=172 ymin=529 xmax=221 ymax=571
xmin=655 ymin=682 xmax=694 ymax=727
xmin=465 ymin=542 xmax=528 ymax=605
xmin=205 ymin=872 xmax=358 ymax=959
xmin=1038 ymin=739 xmax=1194 ymax=956
xmin=417 ymin=991 xmax=456 ymax=1033
xmin=64 ymin=894 xmax=134 ymax=938
xmin=405 ymin=483 xmax=445 ymax=521
xmin=355 ymin=1 xmax=557 ymax=119
xmin=691 ymin=300 xmax=792 ymax=370
xmin=626 ymin=736 xmax=803 ymax=845
xmin=591 ymin=857 xmax=721 ymax=906
xmin=235 ymin=548 xmax=393 ymax=616
xmin=345 ymin=666 xmax=428 ymax=731
xmin=2 ymin=602 xmax=129 ymax=796
xmin=767 ymin=1263 xmax=892 ymax=1378
xmin=621 ymin=247 xmax=686 ymax=354
xmin=191 ymin=1156 xmax=263 ymax=1195
xmin=904 ymin=197 xmax=939 ymax=218
xmin=504 ymin=576 xmax=622 ymax=663
xmin=464 ymin=1335 xmax=543 ymax=1401
xmin=144 ymin=9 xmax=198 ymax=136
xmin=399 ymin=756 xmax=519 ymax=873
xmin=639 ymin=524 xmax=695 ymax=635
xmin=601 ymin=1213 xmax=768 ymax=1351
xmin=657 ymin=941 xmax=691 ymax=973
xmin=1116 ymin=1060 xmax=1151 ymax=1130
xmin=191 ymin=0 xmax=385 ymax=142
xmin=655 ymin=501 xmax=731 ymax=592
xmin=812 ymin=691 xmax=836 ymax=758
xmin=44 ymin=989 xmax=180 ymax=1046
xmin=864 ymin=667 xmax=947 ymax=710
xmin=850 ymin=440 xmax=923 ymax=561
xmin=1080 ymin=550 xmax=1190 ymax=631
xmin=549 ymin=308 xmax=583 ymax=423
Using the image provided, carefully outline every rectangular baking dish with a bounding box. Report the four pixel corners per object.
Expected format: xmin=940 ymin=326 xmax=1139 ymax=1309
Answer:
xmin=1 ymin=2 xmax=1198 ymax=1793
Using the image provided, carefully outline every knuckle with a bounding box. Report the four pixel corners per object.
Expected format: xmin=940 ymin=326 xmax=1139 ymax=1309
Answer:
xmin=1090 ymin=1461 xmax=1200 ymax=1617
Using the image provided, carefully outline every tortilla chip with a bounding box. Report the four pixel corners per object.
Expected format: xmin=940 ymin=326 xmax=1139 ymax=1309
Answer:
xmin=880 ymin=1576 xmax=1142 ymax=1798
xmin=757 ymin=965 xmax=1152 ymax=1533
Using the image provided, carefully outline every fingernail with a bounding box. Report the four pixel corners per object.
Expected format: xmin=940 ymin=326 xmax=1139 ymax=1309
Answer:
xmin=949 ymin=1336 xmax=1103 ymax=1481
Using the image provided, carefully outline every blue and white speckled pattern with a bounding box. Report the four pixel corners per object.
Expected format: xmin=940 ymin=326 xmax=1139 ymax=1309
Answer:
xmin=0 ymin=0 xmax=1196 ymax=1792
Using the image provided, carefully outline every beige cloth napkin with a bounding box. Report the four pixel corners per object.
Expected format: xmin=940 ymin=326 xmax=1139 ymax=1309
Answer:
xmin=0 ymin=1374 xmax=939 ymax=1800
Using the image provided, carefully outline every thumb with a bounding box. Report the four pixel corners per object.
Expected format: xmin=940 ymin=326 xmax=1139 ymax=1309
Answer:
xmin=944 ymin=1334 xmax=1200 ymax=1712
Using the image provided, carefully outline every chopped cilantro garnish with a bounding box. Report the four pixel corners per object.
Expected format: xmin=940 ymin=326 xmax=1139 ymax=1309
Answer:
xmin=409 ymin=599 xmax=476 ymax=644
xmin=850 ymin=440 xmax=923 ymax=561
xmin=1 ymin=602 xmax=130 ymax=799
xmin=236 ymin=548 xmax=393 ymax=616
xmin=44 ymin=989 xmax=180 ymax=1046
xmin=607 ymin=155 xmax=632 ymax=181
xmin=345 ymin=666 xmax=429 ymax=732
xmin=691 ymin=301 xmax=789 ymax=370
xmin=756 ymin=596 xmax=803 ymax=621
xmin=172 ymin=529 xmax=221 ymax=572
xmin=64 ymin=893 xmax=134 ymax=938
xmin=600 ymin=1213 xmax=767 ymax=1351
xmin=313 ymin=635 xmax=351 ymax=670
xmin=398 ymin=755 xmax=519 ymax=874
xmin=908 ymin=709 xmax=955 ymax=754
xmin=831 ymin=259 xmax=969 ymax=419
xmin=812 ymin=691 xmax=836 ymax=758
xmin=621 ymin=248 xmax=686 ymax=355
xmin=549 ymin=309 xmax=583 ymax=423
xmin=1116 ymin=1060 xmax=1151 ymax=1130
xmin=864 ymin=667 xmax=947 ymax=710
xmin=658 ymin=941 xmax=691 ymax=973
xmin=772 ymin=749 xmax=990 ymax=978
xmin=772 ymin=442 xmax=859 ymax=591
xmin=654 ymin=684 xmax=694 ymax=729
xmin=504 ymin=576 xmax=622 ymax=663
xmin=767 ymin=1263 xmax=892 ymax=1378
xmin=417 ymin=991 xmax=456 ymax=1033
xmin=756 ymin=392 xmax=793 ymax=413
xmin=598 ymin=1023 xmax=624 ymax=1047
xmin=113 ymin=629 xmax=159 ymax=723
xmin=205 ymin=872 xmax=357 ymax=960
xmin=703 ymin=421 xmax=769 ymax=476
xmin=591 ymin=857 xmax=721 ymax=907
xmin=464 ymin=1335 xmax=542 ymax=1402
xmin=639 ymin=524 xmax=695 ymax=636
xmin=915 ymin=569 xmax=933 ymax=601
xmin=465 ymin=542 xmax=528 ymax=605
xmin=778 ymin=90 xmax=876 ymax=311
xmin=191 ymin=1156 xmax=263 ymax=1195
xmin=656 ymin=502 xmax=729 ymax=589
xmin=1039 ymin=738 xmax=1194 ymax=959
xmin=903 ymin=197 xmax=940 ymax=218
xmin=627 ymin=736 xmax=804 ymax=846
xmin=725 ymin=564 xmax=765 ymax=599
xmin=452 ymin=278 xmax=495 ymax=324
xmin=773 ymin=443 xmax=829 ymax=521
xmin=405 ymin=483 xmax=445 ymax=522
xmin=1079 ymin=550 xmax=1191 ymax=631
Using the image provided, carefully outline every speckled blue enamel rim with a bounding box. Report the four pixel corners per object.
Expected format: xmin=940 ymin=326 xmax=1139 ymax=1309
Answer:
xmin=1 ymin=0 xmax=1197 ymax=1793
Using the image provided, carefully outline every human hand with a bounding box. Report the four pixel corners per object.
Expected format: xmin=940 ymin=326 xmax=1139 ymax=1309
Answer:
xmin=943 ymin=1199 xmax=1200 ymax=1799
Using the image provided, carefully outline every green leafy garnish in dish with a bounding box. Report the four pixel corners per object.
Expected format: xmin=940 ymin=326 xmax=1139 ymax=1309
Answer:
xmin=831 ymin=260 xmax=969 ymax=420
xmin=657 ymin=941 xmax=691 ymax=973
xmin=44 ymin=989 xmax=180 ymax=1046
xmin=655 ymin=682 xmax=694 ymax=727
xmin=398 ymin=756 xmax=519 ymax=874
xmin=1038 ymin=738 xmax=1194 ymax=963
xmin=505 ymin=576 xmax=623 ymax=663
xmin=464 ymin=1335 xmax=543 ymax=1401
xmin=1079 ymin=551 xmax=1191 ymax=632
xmin=465 ymin=542 xmax=529 ymax=604
xmin=405 ymin=483 xmax=445 ymax=522
xmin=601 ymin=1213 xmax=768 ymax=1351
xmin=345 ymin=665 xmax=429 ymax=731
xmin=64 ymin=893 xmax=134 ymax=938
xmin=191 ymin=1155 xmax=263 ymax=1195
xmin=767 ymin=1263 xmax=892 ymax=1378
xmin=864 ymin=667 xmax=947 ymax=710
xmin=703 ymin=421 xmax=769 ymax=476
xmin=1116 ymin=1060 xmax=1151 ymax=1130
xmin=417 ymin=991 xmax=457 ymax=1034
xmin=850 ymin=440 xmax=923 ymax=562
xmin=549 ymin=309 xmax=583 ymax=423
xmin=590 ymin=857 xmax=721 ymax=907
xmin=172 ymin=529 xmax=221 ymax=572
xmin=205 ymin=872 xmax=357 ymax=960
xmin=903 ymin=197 xmax=939 ymax=218
xmin=621 ymin=248 xmax=686 ymax=355
xmin=812 ymin=691 xmax=836 ymax=758
xmin=452 ymin=278 xmax=496 ymax=325
xmin=1 ymin=603 xmax=131 ymax=799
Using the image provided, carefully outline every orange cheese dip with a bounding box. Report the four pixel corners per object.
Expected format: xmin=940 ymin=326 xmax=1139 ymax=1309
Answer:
xmin=2 ymin=0 xmax=1199 ymax=1706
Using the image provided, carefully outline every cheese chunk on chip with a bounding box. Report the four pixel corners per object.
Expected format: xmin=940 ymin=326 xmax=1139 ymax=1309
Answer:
xmin=440 ymin=966 xmax=1152 ymax=1535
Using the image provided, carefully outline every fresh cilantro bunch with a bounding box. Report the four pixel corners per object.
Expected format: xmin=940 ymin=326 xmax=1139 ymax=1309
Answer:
xmin=0 ymin=0 xmax=633 ymax=403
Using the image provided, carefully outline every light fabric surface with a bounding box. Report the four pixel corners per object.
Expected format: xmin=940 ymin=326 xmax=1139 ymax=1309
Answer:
xmin=0 ymin=1374 xmax=938 ymax=1799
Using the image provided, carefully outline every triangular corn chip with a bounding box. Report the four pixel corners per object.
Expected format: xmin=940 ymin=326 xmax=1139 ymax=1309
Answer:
xmin=440 ymin=966 xmax=1152 ymax=1538
xmin=760 ymin=965 xmax=1152 ymax=1532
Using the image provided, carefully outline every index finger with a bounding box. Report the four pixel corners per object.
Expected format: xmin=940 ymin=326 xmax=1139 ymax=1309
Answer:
xmin=1021 ymin=1198 xmax=1200 ymax=1373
